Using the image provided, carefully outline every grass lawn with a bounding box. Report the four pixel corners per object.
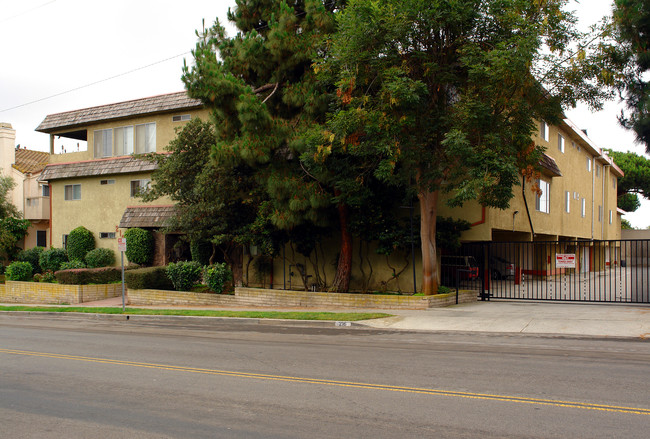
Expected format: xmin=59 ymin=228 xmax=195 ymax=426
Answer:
xmin=0 ymin=306 xmax=392 ymax=321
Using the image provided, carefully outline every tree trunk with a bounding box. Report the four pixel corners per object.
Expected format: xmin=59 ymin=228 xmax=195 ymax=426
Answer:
xmin=419 ymin=189 xmax=439 ymax=295
xmin=331 ymin=201 xmax=352 ymax=293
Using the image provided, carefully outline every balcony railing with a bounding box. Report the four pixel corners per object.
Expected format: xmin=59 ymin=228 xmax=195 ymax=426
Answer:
xmin=24 ymin=196 xmax=50 ymax=220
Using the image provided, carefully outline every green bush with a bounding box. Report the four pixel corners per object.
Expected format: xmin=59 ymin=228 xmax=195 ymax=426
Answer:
xmin=166 ymin=261 xmax=203 ymax=291
xmin=17 ymin=247 xmax=45 ymax=274
xmin=33 ymin=273 xmax=43 ymax=282
xmin=124 ymin=228 xmax=154 ymax=265
xmin=85 ymin=248 xmax=115 ymax=268
xmin=124 ymin=266 xmax=174 ymax=290
xmin=191 ymin=240 xmax=212 ymax=266
xmin=60 ymin=260 xmax=86 ymax=270
xmin=55 ymin=267 xmax=123 ymax=285
xmin=39 ymin=248 xmax=68 ymax=272
xmin=205 ymin=263 xmax=233 ymax=294
xmin=5 ymin=261 xmax=33 ymax=281
xmin=41 ymin=271 xmax=56 ymax=283
xmin=67 ymin=226 xmax=95 ymax=261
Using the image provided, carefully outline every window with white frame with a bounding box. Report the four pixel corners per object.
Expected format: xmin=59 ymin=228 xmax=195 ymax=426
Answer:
xmin=135 ymin=123 xmax=156 ymax=154
xmin=42 ymin=185 xmax=49 ymax=196
xmin=540 ymin=121 xmax=549 ymax=142
xmin=586 ymin=157 xmax=592 ymax=172
xmin=100 ymin=232 xmax=116 ymax=239
xmin=100 ymin=179 xmax=116 ymax=185
xmin=172 ymin=114 xmax=191 ymax=122
xmin=596 ymin=164 xmax=600 ymax=177
xmin=535 ymin=179 xmax=550 ymax=213
xmin=558 ymin=134 xmax=565 ymax=153
xmin=598 ymin=205 xmax=603 ymax=222
xmin=581 ymin=198 xmax=586 ymax=217
xmin=612 ymin=177 xmax=616 ymax=189
xmin=565 ymin=191 xmax=570 ymax=213
xmin=94 ymin=129 xmax=113 ymax=158
xmin=130 ymin=179 xmax=150 ymax=197
xmin=115 ymin=125 xmax=134 ymax=156
xmin=609 ymin=210 xmax=613 ymax=225
xmin=64 ymin=184 xmax=81 ymax=200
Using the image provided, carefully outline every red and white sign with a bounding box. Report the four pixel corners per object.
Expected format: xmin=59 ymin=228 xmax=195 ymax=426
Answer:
xmin=556 ymin=253 xmax=576 ymax=268
xmin=118 ymin=237 xmax=127 ymax=253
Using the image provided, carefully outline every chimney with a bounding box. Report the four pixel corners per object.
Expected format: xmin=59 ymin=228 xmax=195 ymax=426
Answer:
xmin=0 ymin=122 xmax=17 ymax=176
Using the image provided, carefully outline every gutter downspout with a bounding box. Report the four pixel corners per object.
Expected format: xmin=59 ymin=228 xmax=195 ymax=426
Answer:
xmin=602 ymin=163 xmax=610 ymax=239
xmin=591 ymin=158 xmax=595 ymax=240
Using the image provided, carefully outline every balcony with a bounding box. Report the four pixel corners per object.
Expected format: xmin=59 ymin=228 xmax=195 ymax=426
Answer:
xmin=24 ymin=196 xmax=50 ymax=221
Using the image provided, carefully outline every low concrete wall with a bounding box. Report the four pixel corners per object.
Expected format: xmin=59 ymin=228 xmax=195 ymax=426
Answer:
xmin=127 ymin=287 xmax=478 ymax=310
xmin=0 ymin=281 xmax=122 ymax=305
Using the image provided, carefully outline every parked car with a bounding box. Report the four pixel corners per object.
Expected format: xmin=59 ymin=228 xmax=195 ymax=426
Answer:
xmin=489 ymin=256 xmax=515 ymax=280
xmin=441 ymin=255 xmax=480 ymax=286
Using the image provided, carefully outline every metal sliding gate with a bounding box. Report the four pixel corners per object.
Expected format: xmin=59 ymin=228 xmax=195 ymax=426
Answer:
xmin=445 ymin=240 xmax=650 ymax=304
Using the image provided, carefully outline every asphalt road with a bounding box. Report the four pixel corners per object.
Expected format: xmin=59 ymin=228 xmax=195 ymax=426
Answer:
xmin=1 ymin=314 xmax=649 ymax=438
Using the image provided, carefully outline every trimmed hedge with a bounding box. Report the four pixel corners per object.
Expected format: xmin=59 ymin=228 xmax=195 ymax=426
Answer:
xmin=39 ymin=248 xmax=68 ymax=272
xmin=60 ymin=260 xmax=86 ymax=270
xmin=124 ymin=266 xmax=173 ymax=290
xmin=124 ymin=228 xmax=154 ymax=265
xmin=85 ymin=248 xmax=115 ymax=268
xmin=166 ymin=261 xmax=202 ymax=291
xmin=6 ymin=261 xmax=33 ymax=281
xmin=205 ymin=263 xmax=232 ymax=294
xmin=55 ymin=267 xmax=123 ymax=285
xmin=17 ymin=247 xmax=45 ymax=274
xmin=67 ymin=226 xmax=95 ymax=261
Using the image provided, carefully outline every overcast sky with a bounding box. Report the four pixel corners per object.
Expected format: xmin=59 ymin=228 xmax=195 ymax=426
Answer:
xmin=1 ymin=0 xmax=648 ymax=228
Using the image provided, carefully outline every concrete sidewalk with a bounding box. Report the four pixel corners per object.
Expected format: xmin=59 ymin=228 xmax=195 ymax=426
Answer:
xmin=3 ymin=298 xmax=650 ymax=339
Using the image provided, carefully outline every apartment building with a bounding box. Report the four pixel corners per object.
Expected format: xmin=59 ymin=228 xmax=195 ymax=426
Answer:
xmin=0 ymin=122 xmax=50 ymax=249
xmin=37 ymin=93 xmax=210 ymax=262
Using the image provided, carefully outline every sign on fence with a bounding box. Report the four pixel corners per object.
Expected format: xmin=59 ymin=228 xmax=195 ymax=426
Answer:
xmin=556 ymin=253 xmax=576 ymax=268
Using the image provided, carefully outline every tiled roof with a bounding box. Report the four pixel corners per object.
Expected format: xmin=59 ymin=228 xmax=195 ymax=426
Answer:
xmin=119 ymin=205 xmax=176 ymax=228
xmin=36 ymin=92 xmax=203 ymax=132
xmin=13 ymin=148 xmax=49 ymax=174
xmin=539 ymin=153 xmax=562 ymax=177
xmin=38 ymin=156 xmax=157 ymax=181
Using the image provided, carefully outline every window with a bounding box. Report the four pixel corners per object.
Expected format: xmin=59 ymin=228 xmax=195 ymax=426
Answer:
xmin=581 ymin=198 xmax=586 ymax=217
xmin=115 ymin=126 xmax=134 ymax=156
xmin=598 ymin=205 xmax=603 ymax=222
xmin=64 ymin=184 xmax=81 ymax=200
xmin=130 ymin=179 xmax=150 ymax=197
xmin=535 ymin=179 xmax=550 ymax=213
xmin=612 ymin=177 xmax=616 ymax=190
xmin=135 ymin=123 xmax=156 ymax=154
xmin=172 ymin=114 xmax=191 ymax=122
xmin=62 ymin=234 xmax=68 ymax=249
xmin=558 ymin=134 xmax=565 ymax=153
xmin=596 ymin=165 xmax=600 ymax=177
xmin=540 ymin=121 xmax=549 ymax=142
xmin=36 ymin=230 xmax=46 ymax=248
xmin=586 ymin=157 xmax=592 ymax=172
xmin=100 ymin=179 xmax=116 ymax=185
xmin=609 ymin=210 xmax=613 ymax=225
xmin=565 ymin=191 xmax=570 ymax=213
xmin=100 ymin=232 xmax=116 ymax=239
xmin=94 ymin=129 xmax=113 ymax=158
xmin=42 ymin=185 xmax=49 ymax=197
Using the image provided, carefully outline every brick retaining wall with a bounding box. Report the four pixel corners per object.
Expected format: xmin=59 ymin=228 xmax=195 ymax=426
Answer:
xmin=127 ymin=287 xmax=478 ymax=309
xmin=0 ymin=281 xmax=122 ymax=305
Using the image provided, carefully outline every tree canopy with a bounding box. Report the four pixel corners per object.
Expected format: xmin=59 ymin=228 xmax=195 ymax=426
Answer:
xmin=604 ymin=149 xmax=650 ymax=212
xmin=0 ymin=174 xmax=29 ymax=264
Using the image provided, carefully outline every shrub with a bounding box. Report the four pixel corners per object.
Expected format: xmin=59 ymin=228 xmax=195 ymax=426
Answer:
xmin=124 ymin=266 xmax=174 ymax=290
xmin=85 ymin=248 xmax=115 ymax=268
xmin=191 ymin=240 xmax=212 ymax=266
xmin=39 ymin=248 xmax=68 ymax=272
xmin=205 ymin=263 xmax=233 ymax=294
xmin=41 ymin=271 xmax=56 ymax=283
xmin=67 ymin=226 xmax=95 ymax=261
xmin=17 ymin=246 xmax=45 ymax=274
xmin=33 ymin=273 xmax=43 ymax=282
xmin=55 ymin=267 xmax=123 ymax=285
xmin=60 ymin=260 xmax=87 ymax=270
xmin=124 ymin=228 xmax=154 ymax=265
xmin=5 ymin=261 xmax=33 ymax=281
xmin=166 ymin=261 xmax=203 ymax=291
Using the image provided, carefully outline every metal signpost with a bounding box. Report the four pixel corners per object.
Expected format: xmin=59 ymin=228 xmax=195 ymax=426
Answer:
xmin=118 ymin=237 xmax=127 ymax=311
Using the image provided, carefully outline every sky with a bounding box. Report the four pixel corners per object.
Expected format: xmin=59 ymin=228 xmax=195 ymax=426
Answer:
xmin=1 ymin=0 xmax=648 ymax=228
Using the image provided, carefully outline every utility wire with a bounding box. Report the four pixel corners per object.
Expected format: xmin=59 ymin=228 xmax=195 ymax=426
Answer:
xmin=0 ymin=0 xmax=57 ymax=25
xmin=0 ymin=51 xmax=190 ymax=113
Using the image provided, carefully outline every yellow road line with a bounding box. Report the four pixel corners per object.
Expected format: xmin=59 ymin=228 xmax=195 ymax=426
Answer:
xmin=2 ymin=347 xmax=648 ymax=416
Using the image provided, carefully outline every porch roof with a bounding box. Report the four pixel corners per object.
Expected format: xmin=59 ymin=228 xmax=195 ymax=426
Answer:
xmin=119 ymin=205 xmax=176 ymax=228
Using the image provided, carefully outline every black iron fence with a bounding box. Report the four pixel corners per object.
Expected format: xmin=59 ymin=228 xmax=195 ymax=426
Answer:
xmin=441 ymin=240 xmax=650 ymax=304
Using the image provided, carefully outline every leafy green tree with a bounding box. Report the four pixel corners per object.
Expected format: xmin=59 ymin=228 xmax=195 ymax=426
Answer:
xmin=621 ymin=218 xmax=634 ymax=229
xmin=604 ymin=149 xmax=650 ymax=212
xmin=322 ymin=0 xmax=609 ymax=294
xmin=0 ymin=175 xmax=29 ymax=264
xmin=610 ymin=0 xmax=650 ymax=150
xmin=182 ymin=1 xmax=363 ymax=291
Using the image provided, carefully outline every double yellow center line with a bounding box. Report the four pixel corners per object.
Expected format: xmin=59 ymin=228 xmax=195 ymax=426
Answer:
xmin=2 ymin=347 xmax=648 ymax=416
